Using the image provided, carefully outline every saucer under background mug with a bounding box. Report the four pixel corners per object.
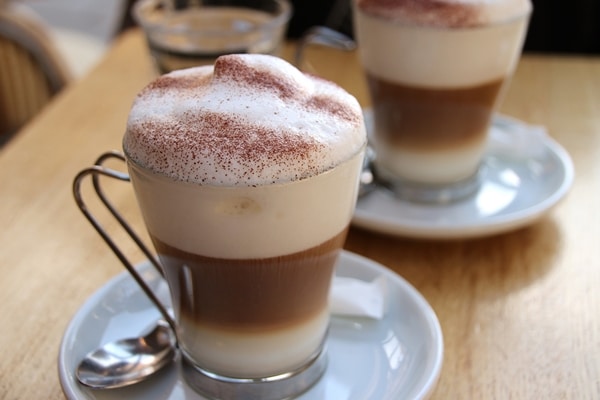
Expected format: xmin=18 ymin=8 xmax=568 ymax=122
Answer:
xmin=353 ymin=112 xmax=574 ymax=239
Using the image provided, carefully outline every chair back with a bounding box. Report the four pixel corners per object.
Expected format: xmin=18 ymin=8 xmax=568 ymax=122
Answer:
xmin=0 ymin=6 xmax=71 ymax=142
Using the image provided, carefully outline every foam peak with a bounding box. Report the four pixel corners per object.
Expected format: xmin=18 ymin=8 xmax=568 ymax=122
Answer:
xmin=124 ymin=54 xmax=366 ymax=186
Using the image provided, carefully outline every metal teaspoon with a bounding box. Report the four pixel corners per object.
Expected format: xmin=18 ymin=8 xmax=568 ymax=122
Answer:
xmin=76 ymin=320 xmax=177 ymax=389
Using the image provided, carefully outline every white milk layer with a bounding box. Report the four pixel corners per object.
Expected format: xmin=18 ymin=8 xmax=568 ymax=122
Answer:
xmin=354 ymin=10 xmax=530 ymax=88
xmin=373 ymin=137 xmax=487 ymax=183
xmin=179 ymin=310 xmax=329 ymax=378
xmin=129 ymin=150 xmax=363 ymax=258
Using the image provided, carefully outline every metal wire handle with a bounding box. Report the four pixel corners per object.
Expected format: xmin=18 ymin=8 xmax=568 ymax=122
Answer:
xmin=72 ymin=151 xmax=176 ymax=331
xmin=294 ymin=26 xmax=356 ymax=69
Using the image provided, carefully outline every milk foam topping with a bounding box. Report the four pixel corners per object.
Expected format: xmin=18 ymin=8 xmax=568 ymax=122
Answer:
xmin=354 ymin=0 xmax=531 ymax=87
xmin=357 ymin=0 xmax=532 ymax=28
xmin=124 ymin=54 xmax=366 ymax=186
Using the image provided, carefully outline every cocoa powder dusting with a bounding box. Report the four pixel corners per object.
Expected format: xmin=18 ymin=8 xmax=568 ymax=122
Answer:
xmin=129 ymin=111 xmax=325 ymax=185
xmin=358 ymin=0 xmax=484 ymax=28
xmin=307 ymin=95 xmax=359 ymax=124
xmin=142 ymin=73 xmax=211 ymax=95
xmin=125 ymin=54 xmax=364 ymax=186
xmin=214 ymin=56 xmax=296 ymax=100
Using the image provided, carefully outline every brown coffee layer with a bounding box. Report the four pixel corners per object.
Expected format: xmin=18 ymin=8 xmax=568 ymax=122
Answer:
xmin=152 ymin=228 xmax=348 ymax=333
xmin=368 ymin=75 xmax=504 ymax=151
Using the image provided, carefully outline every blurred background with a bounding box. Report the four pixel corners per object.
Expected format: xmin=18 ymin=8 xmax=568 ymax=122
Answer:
xmin=5 ymin=0 xmax=600 ymax=80
xmin=1 ymin=0 xmax=598 ymax=147
xmin=288 ymin=0 xmax=600 ymax=55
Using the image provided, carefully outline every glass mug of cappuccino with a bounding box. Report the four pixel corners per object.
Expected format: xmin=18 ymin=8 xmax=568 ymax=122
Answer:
xmin=133 ymin=0 xmax=292 ymax=74
xmin=353 ymin=0 xmax=532 ymax=203
xmin=74 ymin=54 xmax=366 ymax=398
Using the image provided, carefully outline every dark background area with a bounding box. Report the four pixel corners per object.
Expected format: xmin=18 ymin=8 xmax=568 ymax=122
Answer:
xmin=286 ymin=0 xmax=600 ymax=54
xmin=524 ymin=0 xmax=600 ymax=53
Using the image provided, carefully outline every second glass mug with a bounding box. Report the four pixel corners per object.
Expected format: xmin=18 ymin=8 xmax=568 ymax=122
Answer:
xmin=73 ymin=42 xmax=365 ymax=399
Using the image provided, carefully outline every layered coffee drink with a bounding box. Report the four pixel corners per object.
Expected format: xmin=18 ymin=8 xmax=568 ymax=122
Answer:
xmin=354 ymin=0 xmax=531 ymax=186
xmin=123 ymin=54 xmax=366 ymax=379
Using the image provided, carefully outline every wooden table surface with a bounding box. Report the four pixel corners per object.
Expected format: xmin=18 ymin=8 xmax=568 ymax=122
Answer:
xmin=1 ymin=29 xmax=599 ymax=399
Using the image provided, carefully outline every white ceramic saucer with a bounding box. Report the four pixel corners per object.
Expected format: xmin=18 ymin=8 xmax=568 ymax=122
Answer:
xmin=58 ymin=251 xmax=443 ymax=400
xmin=353 ymin=113 xmax=574 ymax=239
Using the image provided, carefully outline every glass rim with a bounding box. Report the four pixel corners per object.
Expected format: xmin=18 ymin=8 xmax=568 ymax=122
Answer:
xmin=123 ymin=140 xmax=367 ymax=189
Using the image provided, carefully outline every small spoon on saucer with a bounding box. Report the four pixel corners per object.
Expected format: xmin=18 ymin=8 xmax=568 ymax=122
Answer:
xmin=76 ymin=320 xmax=177 ymax=389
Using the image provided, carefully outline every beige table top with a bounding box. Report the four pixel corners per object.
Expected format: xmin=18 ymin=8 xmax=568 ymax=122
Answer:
xmin=1 ymin=29 xmax=599 ymax=399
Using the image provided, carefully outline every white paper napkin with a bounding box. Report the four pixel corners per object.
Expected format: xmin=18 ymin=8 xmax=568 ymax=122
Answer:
xmin=330 ymin=275 xmax=387 ymax=320
xmin=488 ymin=116 xmax=549 ymax=158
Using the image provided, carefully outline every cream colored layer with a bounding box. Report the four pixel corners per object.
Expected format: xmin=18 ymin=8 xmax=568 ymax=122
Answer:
xmin=354 ymin=10 xmax=529 ymax=88
xmin=128 ymin=149 xmax=363 ymax=259
xmin=373 ymin=138 xmax=487 ymax=184
xmin=178 ymin=309 xmax=329 ymax=378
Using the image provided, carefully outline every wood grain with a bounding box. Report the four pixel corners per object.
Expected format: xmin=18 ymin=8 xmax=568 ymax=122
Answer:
xmin=0 ymin=30 xmax=598 ymax=399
